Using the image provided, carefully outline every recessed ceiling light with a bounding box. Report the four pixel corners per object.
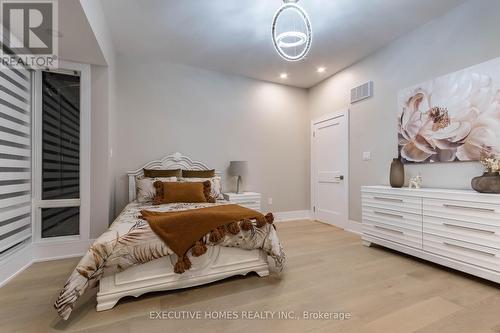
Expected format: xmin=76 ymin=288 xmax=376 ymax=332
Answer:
xmin=280 ymin=73 xmax=288 ymax=79
xmin=317 ymin=67 xmax=326 ymax=73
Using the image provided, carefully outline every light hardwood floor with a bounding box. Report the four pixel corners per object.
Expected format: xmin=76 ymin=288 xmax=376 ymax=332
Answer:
xmin=2 ymin=220 xmax=500 ymax=333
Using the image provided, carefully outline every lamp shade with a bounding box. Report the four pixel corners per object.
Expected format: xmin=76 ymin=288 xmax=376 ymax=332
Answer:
xmin=228 ymin=161 xmax=248 ymax=177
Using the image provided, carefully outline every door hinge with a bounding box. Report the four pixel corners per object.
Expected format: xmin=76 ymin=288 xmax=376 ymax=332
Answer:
xmin=313 ymin=206 xmax=316 ymax=212
xmin=313 ymin=131 xmax=315 ymax=138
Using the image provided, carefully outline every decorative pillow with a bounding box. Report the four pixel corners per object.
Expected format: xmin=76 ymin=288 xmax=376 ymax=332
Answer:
xmin=136 ymin=177 xmax=177 ymax=203
xmin=143 ymin=168 xmax=182 ymax=178
xmin=180 ymin=176 xmax=223 ymax=200
xmin=182 ymin=169 xmax=215 ymax=178
xmin=153 ymin=180 xmax=214 ymax=204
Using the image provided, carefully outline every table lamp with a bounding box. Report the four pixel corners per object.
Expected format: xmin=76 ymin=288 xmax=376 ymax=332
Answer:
xmin=228 ymin=161 xmax=248 ymax=194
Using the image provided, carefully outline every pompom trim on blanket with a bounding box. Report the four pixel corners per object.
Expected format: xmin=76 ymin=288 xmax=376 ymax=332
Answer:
xmin=175 ymin=214 xmax=275 ymax=274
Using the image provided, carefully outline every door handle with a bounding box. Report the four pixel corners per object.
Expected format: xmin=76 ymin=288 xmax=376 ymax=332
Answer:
xmin=335 ymin=175 xmax=344 ymax=181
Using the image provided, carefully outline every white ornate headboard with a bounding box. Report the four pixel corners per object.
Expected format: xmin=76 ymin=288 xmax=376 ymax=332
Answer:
xmin=127 ymin=152 xmax=221 ymax=202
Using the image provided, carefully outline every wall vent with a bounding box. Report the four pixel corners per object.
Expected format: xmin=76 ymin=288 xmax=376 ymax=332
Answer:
xmin=351 ymin=81 xmax=373 ymax=104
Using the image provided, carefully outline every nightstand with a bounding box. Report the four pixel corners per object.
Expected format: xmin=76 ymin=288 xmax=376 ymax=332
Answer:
xmin=223 ymin=192 xmax=261 ymax=211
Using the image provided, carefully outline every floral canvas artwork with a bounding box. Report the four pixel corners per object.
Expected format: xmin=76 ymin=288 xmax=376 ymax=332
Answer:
xmin=398 ymin=57 xmax=500 ymax=164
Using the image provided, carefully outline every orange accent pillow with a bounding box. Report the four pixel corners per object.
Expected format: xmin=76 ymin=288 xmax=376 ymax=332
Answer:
xmin=153 ymin=180 xmax=214 ymax=204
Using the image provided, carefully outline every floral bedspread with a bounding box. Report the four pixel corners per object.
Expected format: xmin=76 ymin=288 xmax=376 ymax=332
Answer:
xmin=54 ymin=201 xmax=285 ymax=320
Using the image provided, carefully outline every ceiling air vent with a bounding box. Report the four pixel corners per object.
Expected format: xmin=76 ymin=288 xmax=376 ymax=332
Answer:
xmin=351 ymin=81 xmax=373 ymax=104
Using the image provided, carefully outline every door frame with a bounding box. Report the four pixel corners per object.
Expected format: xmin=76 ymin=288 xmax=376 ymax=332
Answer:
xmin=311 ymin=109 xmax=350 ymax=228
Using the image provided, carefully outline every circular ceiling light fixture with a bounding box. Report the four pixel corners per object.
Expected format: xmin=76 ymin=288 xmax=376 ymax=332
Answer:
xmin=272 ymin=0 xmax=312 ymax=62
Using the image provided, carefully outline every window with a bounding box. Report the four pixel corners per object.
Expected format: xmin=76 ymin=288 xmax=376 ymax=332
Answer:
xmin=41 ymin=207 xmax=79 ymax=238
xmin=33 ymin=62 xmax=90 ymax=243
xmin=0 ymin=64 xmax=32 ymax=255
xmin=39 ymin=72 xmax=80 ymax=238
xmin=42 ymin=72 xmax=80 ymax=201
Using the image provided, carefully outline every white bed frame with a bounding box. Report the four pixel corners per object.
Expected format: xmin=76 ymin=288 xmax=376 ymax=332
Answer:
xmin=96 ymin=152 xmax=270 ymax=311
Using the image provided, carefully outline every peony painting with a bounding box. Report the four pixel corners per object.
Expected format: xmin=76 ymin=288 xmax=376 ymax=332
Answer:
xmin=398 ymin=57 xmax=500 ymax=164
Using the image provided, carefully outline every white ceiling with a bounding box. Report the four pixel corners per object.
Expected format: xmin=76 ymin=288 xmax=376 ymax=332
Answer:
xmin=101 ymin=0 xmax=467 ymax=88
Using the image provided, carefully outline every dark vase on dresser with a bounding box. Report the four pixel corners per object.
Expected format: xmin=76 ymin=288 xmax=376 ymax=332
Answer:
xmin=390 ymin=158 xmax=405 ymax=188
xmin=472 ymin=172 xmax=500 ymax=194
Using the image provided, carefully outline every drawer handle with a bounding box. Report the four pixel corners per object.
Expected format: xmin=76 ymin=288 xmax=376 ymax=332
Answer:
xmin=443 ymin=204 xmax=496 ymax=213
xmin=443 ymin=223 xmax=495 ymax=235
xmin=374 ymin=211 xmax=404 ymax=219
xmin=235 ymin=201 xmax=258 ymax=205
xmin=374 ymin=225 xmax=404 ymax=235
xmin=443 ymin=242 xmax=496 ymax=257
xmin=374 ymin=197 xmax=403 ymax=203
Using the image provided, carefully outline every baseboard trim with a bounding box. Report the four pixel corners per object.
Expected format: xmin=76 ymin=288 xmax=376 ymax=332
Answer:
xmin=274 ymin=210 xmax=311 ymax=222
xmin=345 ymin=220 xmax=362 ymax=234
xmin=32 ymin=239 xmax=95 ymax=262
xmin=0 ymin=239 xmax=95 ymax=287
xmin=0 ymin=244 xmax=33 ymax=288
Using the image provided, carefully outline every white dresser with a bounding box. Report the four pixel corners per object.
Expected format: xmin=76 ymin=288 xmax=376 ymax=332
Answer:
xmin=223 ymin=192 xmax=261 ymax=212
xmin=362 ymin=186 xmax=500 ymax=283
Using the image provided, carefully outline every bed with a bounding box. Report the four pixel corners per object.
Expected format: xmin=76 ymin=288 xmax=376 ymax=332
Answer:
xmin=54 ymin=152 xmax=285 ymax=320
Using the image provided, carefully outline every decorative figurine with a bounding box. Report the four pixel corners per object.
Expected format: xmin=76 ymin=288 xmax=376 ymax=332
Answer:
xmin=409 ymin=174 xmax=422 ymax=189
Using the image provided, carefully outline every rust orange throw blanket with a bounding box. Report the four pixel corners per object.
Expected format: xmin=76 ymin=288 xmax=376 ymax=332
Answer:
xmin=140 ymin=204 xmax=274 ymax=274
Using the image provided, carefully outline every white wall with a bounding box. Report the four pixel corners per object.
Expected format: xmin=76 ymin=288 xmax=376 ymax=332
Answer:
xmin=90 ymin=65 xmax=110 ymax=237
xmin=112 ymin=56 xmax=310 ymax=215
xmin=308 ymin=0 xmax=500 ymax=222
xmin=80 ymin=0 xmax=117 ymax=236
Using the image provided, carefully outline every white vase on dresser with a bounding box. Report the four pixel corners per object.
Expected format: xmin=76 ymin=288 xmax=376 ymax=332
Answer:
xmin=362 ymin=186 xmax=500 ymax=283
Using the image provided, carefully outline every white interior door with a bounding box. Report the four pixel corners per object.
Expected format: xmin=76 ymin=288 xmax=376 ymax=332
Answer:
xmin=312 ymin=111 xmax=348 ymax=228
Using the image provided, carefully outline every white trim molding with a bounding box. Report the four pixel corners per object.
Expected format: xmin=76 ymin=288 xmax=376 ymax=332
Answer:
xmin=32 ymin=60 xmax=91 ymax=245
xmin=274 ymin=210 xmax=311 ymax=222
xmin=32 ymin=239 xmax=95 ymax=262
xmin=346 ymin=220 xmax=362 ymax=234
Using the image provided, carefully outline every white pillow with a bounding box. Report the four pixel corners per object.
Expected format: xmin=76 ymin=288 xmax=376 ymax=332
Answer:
xmin=136 ymin=176 xmax=177 ymax=203
xmin=180 ymin=176 xmax=223 ymax=200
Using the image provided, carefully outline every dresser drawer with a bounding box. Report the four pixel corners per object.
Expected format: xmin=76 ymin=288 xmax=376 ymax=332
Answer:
xmin=228 ymin=196 xmax=261 ymax=201
xmin=223 ymin=194 xmax=261 ymax=201
xmin=423 ymin=233 xmax=500 ymax=272
xmin=423 ymin=198 xmax=500 ymax=225
xmin=363 ymin=206 xmax=422 ymax=229
xmin=230 ymin=200 xmax=260 ymax=210
xmin=363 ymin=222 xmax=422 ymax=249
xmin=363 ymin=207 xmax=422 ymax=249
xmin=229 ymin=199 xmax=260 ymax=205
xmin=424 ymin=215 xmax=500 ymax=249
xmin=238 ymin=203 xmax=261 ymax=211
xmin=362 ymin=192 xmax=422 ymax=215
